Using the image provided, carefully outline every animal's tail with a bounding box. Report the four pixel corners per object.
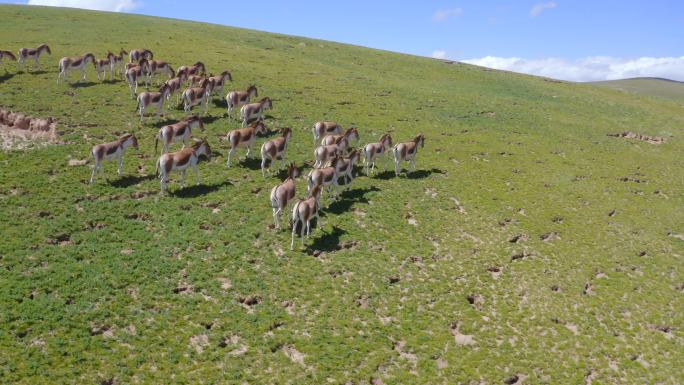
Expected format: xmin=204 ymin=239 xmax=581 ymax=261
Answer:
xmin=155 ymin=156 xmax=160 ymax=176
xmin=270 ymin=185 xmax=279 ymax=210
xmin=154 ymin=133 xmax=159 ymax=155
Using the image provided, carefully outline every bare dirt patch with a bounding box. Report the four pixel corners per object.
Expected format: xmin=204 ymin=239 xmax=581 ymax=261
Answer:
xmin=608 ymin=131 xmax=667 ymax=144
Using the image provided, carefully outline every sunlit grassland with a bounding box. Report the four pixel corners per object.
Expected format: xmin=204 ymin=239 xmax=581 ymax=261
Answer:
xmin=0 ymin=4 xmax=683 ymax=384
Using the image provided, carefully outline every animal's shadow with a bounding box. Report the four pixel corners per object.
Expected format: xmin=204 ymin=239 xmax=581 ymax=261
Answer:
xmin=406 ymin=168 xmax=444 ymax=179
xmin=234 ymin=156 xmax=262 ymax=170
xmin=110 ymin=174 xmax=156 ymax=188
xmin=19 ymin=70 xmax=48 ymax=75
xmin=304 ymin=226 xmax=347 ymax=254
xmin=325 ymin=186 xmax=380 ymax=215
xmin=0 ymin=72 xmax=16 ymax=83
xmin=170 ymin=180 xmax=232 ymax=198
xmin=69 ymin=81 xmax=97 ymax=88
xmin=370 ymin=170 xmax=395 ymax=180
xmin=212 ymin=98 xmax=228 ymax=109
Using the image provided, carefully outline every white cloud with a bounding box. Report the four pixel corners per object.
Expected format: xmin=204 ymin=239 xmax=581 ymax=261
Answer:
xmin=460 ymin=56 xmax=684 ymax=82
xmin=27 ymin=0 xmax=141 ymax=12
xmin=432 ymin=50 xmax=448 ymax=60
xmin=530 ymin=1 xmax=557 ymax=17
xmin=432 ymin=8 xmax=463 ymax=22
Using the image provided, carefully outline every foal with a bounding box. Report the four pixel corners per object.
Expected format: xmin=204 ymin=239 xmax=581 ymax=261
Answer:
xmin=260 ymin=127 xmax=292 ymax=176
xmin=393 ymin=134 xmax=425 ymax=175
xmin=290 ymin=185 xmax=323 ymax=250
xmin=90 ymin=134 xmax=139 ymax=184
xmin=269 ymin=163 xmax=299 ymax=229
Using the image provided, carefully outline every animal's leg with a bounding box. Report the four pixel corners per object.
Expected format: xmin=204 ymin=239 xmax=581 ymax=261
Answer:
xmin=90 ymin=162 xmax=98 ymax=183
xmin=273 ymin=207 xmax=281 ymax=229
xmin=291 ymin=218 xmax=298 ymax=250
xmin=227 ymin=147 xmax=235 ymax=167
xmin=193 ymin=164 xmax=202 ymax=185
xmin=117 ymin=155 xmax=123 ymax=176
xmin=180 ymin=170 xmax=186 ymax=187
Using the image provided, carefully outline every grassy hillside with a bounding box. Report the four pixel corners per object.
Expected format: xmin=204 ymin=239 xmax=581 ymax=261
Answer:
xmin=591 ymin=77 xmax=684 ymax=103
xmin=1 ymin=5 xmax=683 ymax=384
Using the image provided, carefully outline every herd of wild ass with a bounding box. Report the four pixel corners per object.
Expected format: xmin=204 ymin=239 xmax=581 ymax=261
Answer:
xmin=1 ymin=44 xmax=426 ymax=249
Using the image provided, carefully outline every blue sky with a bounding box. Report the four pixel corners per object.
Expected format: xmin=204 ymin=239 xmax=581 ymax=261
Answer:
xmin=13 ymin=1 xmax=684 ymax=81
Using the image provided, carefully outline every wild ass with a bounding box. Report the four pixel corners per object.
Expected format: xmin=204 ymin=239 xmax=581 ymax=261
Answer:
xmin=334 ymin=149 xmax=362 ymax=188
xmin=147 ymin=60 xmax=175 ymax=83
xmin=226 ymin=85 xmax=258 ymax=117
xmin=111 ymin=49 xmax=128 ymax=78
xmin=312 ymin=121 xmax=342 ymax=144
xmin=226 ymin=119 xmax=267 ymax=167
xmin=137 ymin=83 xmax=172 ymax=121
xmin=260 ymin=127 xmax=293 ymax=176
xmin=95 ymin=52 xmax=115 ymax=81
xmin=363 ymin=133 xmax=393 ymax=174
xmin=182 ymin=78 xmax=214 ymax=114
xmin=125 ymin=59 xmax=150 ymax=97
xmin=307 ymin=159 xmax=340 ymax=201
xmin=177 ymin=61 xmax=206 ymax=79
xmin=290 ymin=185 xmax=323 ymax=250
xmin=57 ymin=53 xmax=95 ymax=84
xmin=18 ymin=44 xmax=51 ymax=72
xmin=155 ymin=115 xmax=204 ymax=154
xmin=157 ymin=139 xmax=212 ymax=192
xmin=0 ymin=50 xmax=17 ymax=72
xmin=393 ymin=134 xmax=425 ymax=175
xmin=164 ymin=70 xmax=188 ymax=103
xmin=129 ymin=48 xmax=153 ymax=63
xmin=207 ymin=71 xmax=232 ymax=97
xmin=240 ymin=97 xmax=272 ymax=126
xmin=90 ymin=134 xmax=139 ymax=184
xmin=269 ymin=163 xmax=299 ymax=229
xmin=322 ymin=126 xmax=359 ymax=154
xmin=313 ymin=138 xmax=344 ymax=168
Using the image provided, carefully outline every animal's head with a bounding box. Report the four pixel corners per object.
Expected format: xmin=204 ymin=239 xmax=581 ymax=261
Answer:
xmin=41 ymin=44 xmax=52 ymax=55
xmin=261 ymin=97 xmax=273 ymax=109
xmin=123 ymin=133 xmax=139 ymax=149
xmin=188 ymin=115 xmax=204 ymax=131
xmin=281 ymin=127 xmax=292 ymax=139
xmin=416 ymin=133 xmax=425 ymax=148
xmin=84 ymin=53 xmax=96 ymax=65
xmin=120 ymin=48 xmax=128 ymax=56
xmin=252 ymin=119 xmax=267 ymax=134
xmin=348 ymin=127 xmax=360 ymax=141
xmin=310 ymin=184 xmax=323 ymax=201
xmin=193 ymin=137 xmax=212 ymax=160
xmin=106 ymin=51 xmax=115 ymax=61
xmin=221 ymin=70 xmax=233 ymax=82
xmin=288 ymin=162 xmax=300 ymax=179
xmin=159 ymin=83 xmax=171 ymax=95
xmin=248 ymin=85 xmax=258 ymax=97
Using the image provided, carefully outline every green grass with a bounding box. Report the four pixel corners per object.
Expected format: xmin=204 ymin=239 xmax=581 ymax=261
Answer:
xmin=1 ymin=4 xmax=683 ymax=384
xmin=591 ymin=77 xmax=684 ymax=104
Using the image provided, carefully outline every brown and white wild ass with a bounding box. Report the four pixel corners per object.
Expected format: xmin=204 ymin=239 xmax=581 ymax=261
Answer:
xmin=207 ymin=71 xmax=232 ymax=97
xmin=90 ymin=134 xmax=139 ymax=184
xmin=260 ymin=127 xmax=292 ymax=176
xmin=269 ymin=163 xmax=299 ymax=229
xmin=129 ymin=48 xmax=153 ymax=63
xmin=312 ymin=121 xmax=342 ymax=144
xmin=307 ymin=159 xmax=340 ymax=202
xmin=182 ymin=78 xmax=214 ymax=114
xmin=110 ymin=49 xmax=128 ymax=78
xmin=137 ymin=83 xmax=171 ymax=121
xmin=155 ymin=115 xmax=204 ymax=154
xmin=177 ymin=61 xmax=206 ymax=79
xmin=291 ymin=185 xmax=323 ymax=250
xmin=0 ymin=51 xmax=17 ymax=72
xmin=125 ymin=59 xmax=151 ymax=96
xmin=164 ymin=70 xmax=188 ymax=103
xmin=157 ymin=139 xmax=212 ymax=192
xmin=57 ymin=53 xmax=96 ymax=84
xmin=95 ymin=52 xmax=115 ymax=81
xmin=240 ymin=97 xmax=272 ymax=126
xmin=226 ymin=119 xmax=267 ymax=167
xmin=393 ymin=133 xmax=425 ymax=175
xmin=313 ymin=138 xmax=344 ymax=168
xmin=322 ymin=126 xmax=360 ymax=154
xmin=147 ymin=60 xmax=175 ymax=83
xmin=18 ymin=44 xmax=51 ymax=72
xmin=226 ymin=85 xmax=258 ymax=117
xmin=334 ymin=149 xmax=362 ymax=188
xmin=363 ymin=133 xmax=392 ymax=174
